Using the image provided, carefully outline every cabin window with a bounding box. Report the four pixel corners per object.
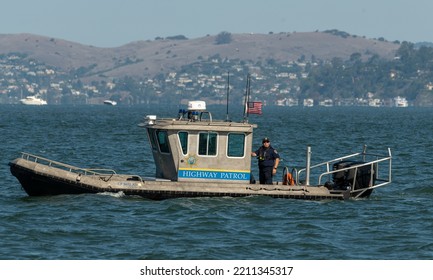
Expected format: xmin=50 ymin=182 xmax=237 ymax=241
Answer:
xmin=178 ymin=131 xmax=188 ymax=155
xmin=156 ymin=130 xmax=170 ymax=153
xmin=227 ymin=133 xmax=245 ymax=157
xmin=146 ymin=128 xmax=158 ymax=151
xmin=198 ymin=132 xmax=217 ymax=156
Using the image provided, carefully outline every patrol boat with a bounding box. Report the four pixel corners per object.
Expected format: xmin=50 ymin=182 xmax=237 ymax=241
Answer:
xmin=9 ymin=101 xmax=392 ymax=200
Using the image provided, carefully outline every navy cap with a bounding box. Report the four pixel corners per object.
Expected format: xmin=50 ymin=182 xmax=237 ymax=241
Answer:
xmin=262 ymin=137 xmax=270 ymax=143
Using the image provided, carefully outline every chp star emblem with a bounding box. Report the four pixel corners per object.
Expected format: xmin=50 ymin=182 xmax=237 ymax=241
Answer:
xmin=186 ymin=154 xmax=197 ymax=166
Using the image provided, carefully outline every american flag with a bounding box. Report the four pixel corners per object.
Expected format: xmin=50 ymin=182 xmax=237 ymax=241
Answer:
xmin=247 ymin=101 xmax=262 ymax=115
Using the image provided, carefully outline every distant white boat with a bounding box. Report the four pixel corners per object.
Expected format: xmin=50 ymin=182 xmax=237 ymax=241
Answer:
xmin=20 ymin=96 xmax=47 ymax=105
xmin=103 ymin=100 xmax=117 ymax=106
xmin=394 ymin=96 xmax=408 ymax=107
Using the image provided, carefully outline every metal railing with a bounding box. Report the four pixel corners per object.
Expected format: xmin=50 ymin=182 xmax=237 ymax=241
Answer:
xmin=297 ymin=146 xmax=392 ymax=195
xmin=19 ymin=152 xmax=117 ymax=176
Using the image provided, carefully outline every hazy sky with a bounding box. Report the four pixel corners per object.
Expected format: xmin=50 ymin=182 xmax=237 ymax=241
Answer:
xmin=1 ymin=0 xmax=432 ymax=47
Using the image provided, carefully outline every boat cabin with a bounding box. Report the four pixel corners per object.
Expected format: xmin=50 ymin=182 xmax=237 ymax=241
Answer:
xmin=141 ymin=101 xmax=257 ymax=183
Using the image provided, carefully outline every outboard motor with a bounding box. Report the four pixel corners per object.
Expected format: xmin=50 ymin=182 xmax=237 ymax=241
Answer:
xmin=331 ymin=161 xmax=375 ymax=193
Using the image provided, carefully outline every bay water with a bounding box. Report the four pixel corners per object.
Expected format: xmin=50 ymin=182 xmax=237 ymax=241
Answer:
xmin=1 ymin=104 xmax=432 ymax=259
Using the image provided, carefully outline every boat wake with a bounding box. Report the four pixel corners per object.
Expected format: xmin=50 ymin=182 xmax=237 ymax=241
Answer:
xmin=97 ymin=191 xmax=126 ymax=198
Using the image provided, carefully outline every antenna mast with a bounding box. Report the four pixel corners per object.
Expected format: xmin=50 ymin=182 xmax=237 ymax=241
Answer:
xmin=226 ymin=71 xmax=230 ymax=121
xmin=243 ymin=74 xmax=251 ymax=122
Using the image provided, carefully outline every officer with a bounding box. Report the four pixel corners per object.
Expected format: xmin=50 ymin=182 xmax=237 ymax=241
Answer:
xmin=251 ymin=137 xmax=280 ymax=184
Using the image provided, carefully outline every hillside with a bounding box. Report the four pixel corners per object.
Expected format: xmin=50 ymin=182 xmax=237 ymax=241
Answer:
xmin=0 ymin=31 xmax=399 ymax=80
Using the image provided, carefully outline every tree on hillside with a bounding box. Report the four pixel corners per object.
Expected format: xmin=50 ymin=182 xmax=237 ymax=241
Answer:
xmin=166 ymin=35 xmax=188 ymax=40
xmin=215 ymin=31 xmax=232 ymax=45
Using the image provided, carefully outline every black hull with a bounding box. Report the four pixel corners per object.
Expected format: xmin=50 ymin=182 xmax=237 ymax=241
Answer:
xmin=10 ymin=162 xmax=98 ymax=196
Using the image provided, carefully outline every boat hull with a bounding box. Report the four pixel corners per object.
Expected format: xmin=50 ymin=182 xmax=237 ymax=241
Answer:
xmin=9 ymin=158 xmax=349 ymax=200
xmin=10 ymin=162 xmax=98 ymax=196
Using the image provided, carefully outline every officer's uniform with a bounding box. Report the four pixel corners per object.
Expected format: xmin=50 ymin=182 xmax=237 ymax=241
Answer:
xmin=254 ymin=139 xmax=280 ymax=184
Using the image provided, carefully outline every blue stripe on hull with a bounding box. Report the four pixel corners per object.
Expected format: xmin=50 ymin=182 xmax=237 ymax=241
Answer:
xmin=178 ymin=169 xmax=250 ymax=181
